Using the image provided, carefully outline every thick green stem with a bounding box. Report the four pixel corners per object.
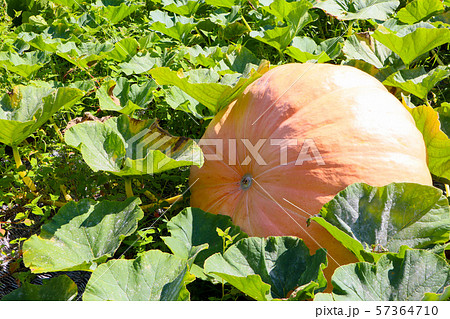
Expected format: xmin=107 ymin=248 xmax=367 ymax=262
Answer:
xmin=12 ymin=145 xmax=37 ymax=193
xmin=125 ymin=178 xmax=134 ymax=198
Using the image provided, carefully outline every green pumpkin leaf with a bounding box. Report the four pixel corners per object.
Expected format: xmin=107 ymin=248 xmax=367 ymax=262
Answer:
xmin=1 ymin=275 xmax=78 ymax=301
xmin=96 ymin=77 xmax=157 ymax=114
xmin=205 ymin=0 xmax=241 ymax=8
xmin=285 ymin=36 xmax=342 ymax=63
xmin=343 ymin=33 xmax=393 ymax=69
xmin=105 ymin=37 xmax=140 ymax=62
xmin=204 ymin=237 xmax=327 ymax=300
xmin=435 ymin=103 xmax=450 ymax=139
xmin=64 ymin=114 xmax=203 ymax=176
xmin=162 ymin=207 xmax=247 ymax=267
xmin=314 ymin=0 xmax=399 ymax=21
xmin=0 ymin=85 xmax=84 ymax=146
xmin=312 ymin=182 xmax=450 ymax=262
xmin=83 ymin=250 xmax=194 ymax=301
xmin=23 ymin=197 xmax=144 ymax=273
xmin=383 ymin=66 xmax=450 ymax=99
xmin=117 ymin=53 xmax=161 ymax=75
xmin=0 ymin=50 xmax=50 ymax=78
xmin=331 ymin=248 xmax=450 ymax=301
xmin=149 ymin=10 xmax=196 ymax=43
xmin=151 ymin=63 xmax=269 ymax=113
xmin=422 ymin=285 xmax=450 ymax=301
xmin=372 ymin=24 xmax=450 ymax=66
xmin=406 ymin=105 xmax=450 ymax=182
xmin=162 ymin=0 xmax=201 ymax=16
xmin=396 ymin=0 xmax=445 ymax=24
xmin=92 ymin=0 xmax=144 ymax=24
xmin=56 ymin=41 xmax=115 ymax=69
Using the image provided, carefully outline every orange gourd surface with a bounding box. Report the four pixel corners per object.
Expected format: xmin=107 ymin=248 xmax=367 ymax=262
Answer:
xmin=189 ymin=63 xmax=432 ymax=283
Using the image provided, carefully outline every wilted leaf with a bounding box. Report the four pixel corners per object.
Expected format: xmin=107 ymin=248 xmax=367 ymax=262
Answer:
xmin=314 ymin=0 xmax=399 ymax=21
xmin=204 ymin=237 xmax=327 ymax=300
xmin=23 ymin=197 xmax=144 ymax=273
xmin=149 ymin=10 xmax=196 ymax=43
xmin=83 ymin=250 xmax=194 ymax=301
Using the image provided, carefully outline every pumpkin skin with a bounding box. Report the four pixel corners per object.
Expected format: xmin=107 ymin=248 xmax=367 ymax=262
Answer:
xmin=189 ymin=63 xmax=432 ymax=287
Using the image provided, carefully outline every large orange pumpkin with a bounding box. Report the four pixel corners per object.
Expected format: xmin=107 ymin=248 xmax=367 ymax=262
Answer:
xmin=189 ymin=63 xmax=432 ymax=286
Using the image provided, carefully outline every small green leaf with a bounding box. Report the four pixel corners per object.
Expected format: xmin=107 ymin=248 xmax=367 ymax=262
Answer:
xmin=1 ymin=275 xmax=78 ymax=301
xmin=383 ymin=66 xmax=450 ymax=99
xmin=435 ymin=103 xmax=450 ymax=138
xmin=373 ymin=24 xmax=450 ymax=65
xmin=56 ymin=41 xmax=115 ymax=69
xmin=204 ymin=237 xmax=327 ymax=300
xmin=406 ymin=105 xmax=450 ymax=182
xmin=0 ymin=85 xmax=84 ymax=146
xmin=314 ymin=0 xmax=399 ymax=21
xmin=422 ymin=285 xmax=450 ymax=301
xmin=23 ymin=197 xmax=144 ymax=273
xmin=117 ymin=53 xmax=161 ymax=75
xmin=105 ymin=37 xmax=140 ymax=62
xmin=92 ymin=0 xmax=144 ymax=24
xmin=150 ymin=65 xmax=268 ymax=113
xmin=396 ymin=0 xmax=445 ymax=24
xmin=162 ymin=207 xmax=247 ymax=266
xmin=331 ymin=248 xmax=450 ymax=301
xmin=83 ymin=250 xmax=195 ymax=301
xmin=285 ymin=36 xmax=342 ymax=63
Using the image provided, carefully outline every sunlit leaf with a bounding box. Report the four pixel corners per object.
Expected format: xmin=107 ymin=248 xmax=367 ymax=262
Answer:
xmin=0 ymin=50 xmax=50 ymax=78
xmin=285 ymin=36 xmax=342 ymax=63
xmin=23 ymin=197 xmax=144 ymax=273
xmin=383 ymin=66 xmax=450 ymax=99
xmin=396 ymin=0 xmax=444 ymax=24
xmin=97 ymin=77 xmax=157 ymax=114
xmin=162 ymin=207 xmax=247 ymax=266
xmin=373 ymin=24 xmax=450 ymax=65
xmin=311 ymin=182 xmax=450 ymax=263
xmin=92 ymin=0 xmax=144 ymax=24
xmin=149 ymin=10 xmax=196 ymax=43
xmin=314 ymin=0 xmax=399 ymax=20
xmin=406 ymin=105 xmax=450 ymax=182
xmin=0 ymin=85 xmax=84 ymax=146
xmin=83 ymin=250 xmax=195 ymax=301
xmin=331 ymin=248 xmax=450 ymax=301
xmin=64 ymin=114 xmax=204 ymax=176
xmin=1 ymin=275 xmax=78 ymax=301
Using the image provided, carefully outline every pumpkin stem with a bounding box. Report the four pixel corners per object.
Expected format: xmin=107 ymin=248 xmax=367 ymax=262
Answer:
xmin=240 ymin=173 xmax=253 ymax=190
